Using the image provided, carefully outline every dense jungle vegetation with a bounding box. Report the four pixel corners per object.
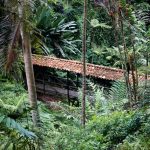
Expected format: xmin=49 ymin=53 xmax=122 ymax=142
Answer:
xmin=0 ymin=0 xmax=150 ymax=149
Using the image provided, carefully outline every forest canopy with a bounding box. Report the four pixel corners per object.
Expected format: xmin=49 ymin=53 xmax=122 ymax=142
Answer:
xmin=0 ymin=0 xmax=150 ymax=149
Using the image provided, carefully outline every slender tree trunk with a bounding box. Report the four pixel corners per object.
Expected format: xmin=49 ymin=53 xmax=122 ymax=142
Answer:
xmin=111 ymin=0 xmax=124 ymax=70
xmin=145 ymin=50 xmax=149 ymax=88
xmin=132 ymin=38 xmax=138 ymax=102
xmin=81 ymin=0 xmax=87 ymax=127
xmin=19 ymin=0 xmax=40 ymax=127
xmin=90 ymin=28 xmax=94 ymax=63
xmin=111 ymin=1 xmax=132 ymax=102
xmin=129 ymin=24 xmax=138 ymax=102
xmin=119 ymin=9 xmax=132 ymax=105
xmin=131 ymin=63 xmax=137 ymax=102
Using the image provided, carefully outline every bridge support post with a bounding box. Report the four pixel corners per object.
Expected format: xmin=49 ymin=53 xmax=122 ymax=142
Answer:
xmin=43 ymin=67 xmax=45 ymax=95
xmin=67 ymin=71 xmax=70 ymax=105
xmin=76 ymin=73 xmax=79 ymax=88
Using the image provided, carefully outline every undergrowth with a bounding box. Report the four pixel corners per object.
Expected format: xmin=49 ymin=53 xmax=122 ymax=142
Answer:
xmin=0 ymin=79 xmax=150 ymax=150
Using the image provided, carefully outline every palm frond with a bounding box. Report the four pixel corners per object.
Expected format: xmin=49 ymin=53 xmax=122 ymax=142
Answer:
xmin=6 ymin=22 xmax=20 ymax=71
xmin=0 ymin=114 xmax=36 ymax=138
xmin=0 ymin=15 xmax=13 ymax=72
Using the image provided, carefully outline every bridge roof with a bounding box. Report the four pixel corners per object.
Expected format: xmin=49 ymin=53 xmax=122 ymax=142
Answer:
xmin=32 ymin=55 xmax=124 ymax=81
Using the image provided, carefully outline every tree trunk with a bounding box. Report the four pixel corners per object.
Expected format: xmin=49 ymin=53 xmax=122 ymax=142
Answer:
xmin=145 ymin=50 xmax=149 ymax=88
xmin=129 ymin=24 xmax=138 ymax=102
xmin=81 ymin=0 xmax=87 ymax=127
xmin=19 ymin=0 xmax=40 ymax=127
xmin=23 ymin=31 xmax=40 ymax=127
xmin=119 ymin=9 xmax=132 ymax=105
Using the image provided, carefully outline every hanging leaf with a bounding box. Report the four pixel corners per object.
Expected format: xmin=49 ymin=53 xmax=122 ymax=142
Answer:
xmin=90 ymin=19 xmax=100 ymax=28
xmin=106 ymin=56 xmax=112 ymax=60
xmin=90 ymin=19 xmax=111 ymax=29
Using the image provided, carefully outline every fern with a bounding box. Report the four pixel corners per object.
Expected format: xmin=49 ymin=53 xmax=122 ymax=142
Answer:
xmin=135 ymin=2 xmax=150 ymax=25
xmin=109 ymin=80 xmax=127 ymax=101
xmin=0 ymin=81 xmax=28 ymax=116
xmin=0 ymin=80 xmax=38 ymax=149
xmin=0 ymin=94 xmax=27 ymax=114
xmin=82 ymin=81 xmax=110 ymax=115
xmin=138 ymin=80 xmax=150 ymax=105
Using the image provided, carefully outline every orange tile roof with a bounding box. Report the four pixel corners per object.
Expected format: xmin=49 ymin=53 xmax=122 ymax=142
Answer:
xmin=32 ymin=55 xmax=125 ymax=81
xmin=32 ymin=55 xmax=150 ymax=81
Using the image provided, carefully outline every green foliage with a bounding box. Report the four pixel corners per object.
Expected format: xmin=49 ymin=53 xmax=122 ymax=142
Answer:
xmin=0 ymin=114 xmax=36 ymax=139
xmin=117 ymin=115 xmax=150 ymax=150
xmin=90 ymin=19 xmax=111 ymax=29
xmin=0 ymin=80 xmax=38 ymax=150
xmin=51 ymin=110 xmax=150 ymax=150
xmin=119 ymin=0 xmax=127 ymax=9
xmin=32 ymin=3 xmax=80 ymax=59
xmin=0 ymin=81 xmax=27 ymax=114
xmin=109 ymin=80 xmax=127 ymax=101
xmin=0 ymin=77 xmax=150 ymax=150
xmin=47 ymin=80 xmax=150 ymax=150
xmin=1 ymin=0 xmax=150 ymax=149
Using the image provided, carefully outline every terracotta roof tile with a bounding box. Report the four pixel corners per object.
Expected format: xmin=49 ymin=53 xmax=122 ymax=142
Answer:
xmin=32 ymin=55 xmax=150 ymax=81
xmin=32 ymin=55 xmax=125 ymax=81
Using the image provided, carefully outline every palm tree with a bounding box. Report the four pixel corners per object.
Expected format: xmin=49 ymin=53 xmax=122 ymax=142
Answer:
xmin=19 ymin=0 xmax=40 ymax=126
xmin=81 ymin=0 xmax=87 ymax=127
xmin=0 ymin=0 xmax=40 ymax=127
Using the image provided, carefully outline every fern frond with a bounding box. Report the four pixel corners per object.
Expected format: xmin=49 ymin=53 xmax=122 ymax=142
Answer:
xmin=0 ymin=94 xmax=27 ymax=114
xmin=109 ymin=80 xmax=127 ymax=101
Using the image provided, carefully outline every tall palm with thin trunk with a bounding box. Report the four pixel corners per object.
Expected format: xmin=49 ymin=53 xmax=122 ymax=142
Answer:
xmin=22 ymin=31 xmax=40 ymax=127
xmin=81 ymin=0 xmax=87 ymax=127
xmin=18 ymin=0 xmax=40 ymax=127
xmin=0 ymin=0 xmax=40 ymax=127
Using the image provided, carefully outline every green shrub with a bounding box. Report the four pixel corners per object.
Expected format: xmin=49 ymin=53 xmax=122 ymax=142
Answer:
xmin=52 ymin=110 xmax=150 ymax=150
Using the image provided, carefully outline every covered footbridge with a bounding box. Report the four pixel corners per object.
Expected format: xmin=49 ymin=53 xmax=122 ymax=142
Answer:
xmin=31 ymin=55 xmax=147 ymax=104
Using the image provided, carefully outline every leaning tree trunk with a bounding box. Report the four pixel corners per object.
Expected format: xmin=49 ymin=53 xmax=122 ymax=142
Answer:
xmin=81 ymin=0 xmax=87 ymax=127
xmin=19 ymin=0 xmax=40 ymax=127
